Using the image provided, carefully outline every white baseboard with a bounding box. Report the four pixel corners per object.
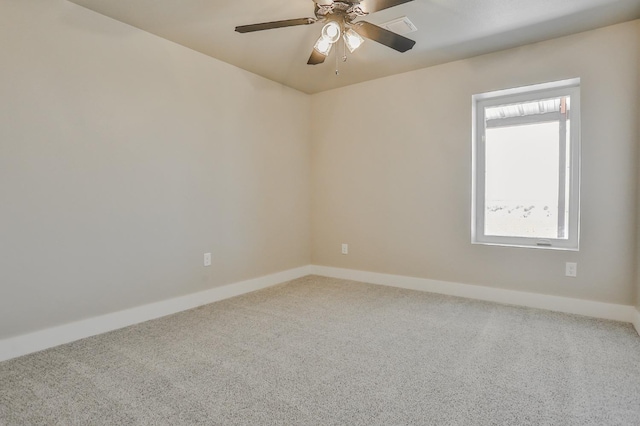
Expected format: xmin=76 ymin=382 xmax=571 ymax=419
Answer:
xmin=633 ymin=309 xmax=640 ymax=336
xmin=0 ymin=266 xmax=312 ymax=363
xmin=2 ymin=264 xmax=637 ymax=363
xmin=310 ymin=265 xmax=637 ymax=324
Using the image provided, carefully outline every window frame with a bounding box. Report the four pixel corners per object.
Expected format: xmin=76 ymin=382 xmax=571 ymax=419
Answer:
xmin=471 ymin=79 xmax=581 ymax=251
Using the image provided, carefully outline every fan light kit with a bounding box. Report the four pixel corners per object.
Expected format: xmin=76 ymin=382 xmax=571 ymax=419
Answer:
xmin=235 ymin=0 xmax=416 ymax=73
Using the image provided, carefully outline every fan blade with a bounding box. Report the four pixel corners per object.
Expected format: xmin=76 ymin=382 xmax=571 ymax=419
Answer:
xmin=352 ymin=21 xmax=415 ymax=52
xmin=359 ymin=0 xmax=414 ymax=13
xmin=307 ymin=49 xmax=327 ymax=65
xmin=235 ymin=18 xmax=317 ymax=33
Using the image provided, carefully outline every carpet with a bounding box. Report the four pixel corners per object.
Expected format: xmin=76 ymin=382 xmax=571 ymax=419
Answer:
xmin=1 ymin=275 xmax=639 ymax=425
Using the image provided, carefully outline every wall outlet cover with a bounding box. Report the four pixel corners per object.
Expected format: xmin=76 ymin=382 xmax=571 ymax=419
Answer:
xmin=565 ymin=262 xmax=577 ymax=277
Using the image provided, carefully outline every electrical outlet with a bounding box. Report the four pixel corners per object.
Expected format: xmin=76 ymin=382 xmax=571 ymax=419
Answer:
xmin=565 ymin=262 xmax=577 ymax=277
xmin=341 ymin=243 xmax=348 ymax=255
xmin=204 ymin=253 xmax=211 ymax=267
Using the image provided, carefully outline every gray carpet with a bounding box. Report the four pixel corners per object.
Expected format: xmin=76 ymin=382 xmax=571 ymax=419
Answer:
xmin=1 ymin=275 xmax=639 ymax=425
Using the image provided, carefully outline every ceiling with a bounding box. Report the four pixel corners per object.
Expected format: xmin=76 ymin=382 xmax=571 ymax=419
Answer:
xmin=68 ymin=0 xmax=640 ymax=94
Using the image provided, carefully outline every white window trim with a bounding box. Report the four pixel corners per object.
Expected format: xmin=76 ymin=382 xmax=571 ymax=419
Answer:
xmin=471 ymin=78 xmax=581 ymax=251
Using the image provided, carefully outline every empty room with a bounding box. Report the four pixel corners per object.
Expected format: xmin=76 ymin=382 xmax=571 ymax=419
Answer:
xmin=1 ymin=0 xmax=640 ymax=424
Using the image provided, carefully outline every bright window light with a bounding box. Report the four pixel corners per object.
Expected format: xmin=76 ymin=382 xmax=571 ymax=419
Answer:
xmin=484 ymin=121 xmax=564 ymax=239
xmin=472 ymin=79 xmax=581 ymax=250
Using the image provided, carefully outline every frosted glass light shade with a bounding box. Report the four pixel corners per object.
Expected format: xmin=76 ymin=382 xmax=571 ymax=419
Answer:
xmin=321 ymin=21 xmax=341 ymax=44
xmin=314 ymin=36 xmax=332 ymax=55
xmin=344 ymin=28 xmax=364 ymax=53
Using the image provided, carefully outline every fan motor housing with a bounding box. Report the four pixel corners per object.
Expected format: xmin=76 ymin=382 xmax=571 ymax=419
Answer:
xmin=315 ymin=1 xmax=367 ymax=23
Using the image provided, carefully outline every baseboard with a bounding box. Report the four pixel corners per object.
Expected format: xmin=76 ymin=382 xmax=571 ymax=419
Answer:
xmin=310 ymin=265 xmax=637 ymax=324
xmin=633 ymin=309 xmax=640 ymax=336
xmin=0 ymin=265 xmax=313 ymax=363
xmin=2 ymin=264 xmax=636 ymax=363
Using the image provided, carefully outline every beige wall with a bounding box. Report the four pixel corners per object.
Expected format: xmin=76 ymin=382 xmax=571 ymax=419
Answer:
xmin=638 ymin=21 xmax=640 ymax=311
xmin=0 ymin=0 xmax=311 ymax=338
xmin=1 ymin=1 xmax=638 ymax=342
xmin=311 ymin=20 xmax=640 ymax=305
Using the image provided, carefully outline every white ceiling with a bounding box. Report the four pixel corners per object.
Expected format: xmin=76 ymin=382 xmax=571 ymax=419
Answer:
xmin=68 ymin=0 xmax=640 ymax=94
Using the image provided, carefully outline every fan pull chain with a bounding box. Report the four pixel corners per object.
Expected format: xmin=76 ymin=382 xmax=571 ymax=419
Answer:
xmin=335 ymin=32 xmax=348 ymax=76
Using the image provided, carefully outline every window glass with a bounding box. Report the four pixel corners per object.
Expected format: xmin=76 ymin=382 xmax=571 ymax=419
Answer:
xmin=472 ymin=80 xmax=580 ymax=250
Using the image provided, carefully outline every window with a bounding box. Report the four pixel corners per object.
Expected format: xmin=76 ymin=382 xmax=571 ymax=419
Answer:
xmin=472 ymin=79 xmax=580 ymax=250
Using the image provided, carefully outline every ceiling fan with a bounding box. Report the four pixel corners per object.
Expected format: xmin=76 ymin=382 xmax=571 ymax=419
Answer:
xmin=235 ymin=0 xmax=416 ymax=66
